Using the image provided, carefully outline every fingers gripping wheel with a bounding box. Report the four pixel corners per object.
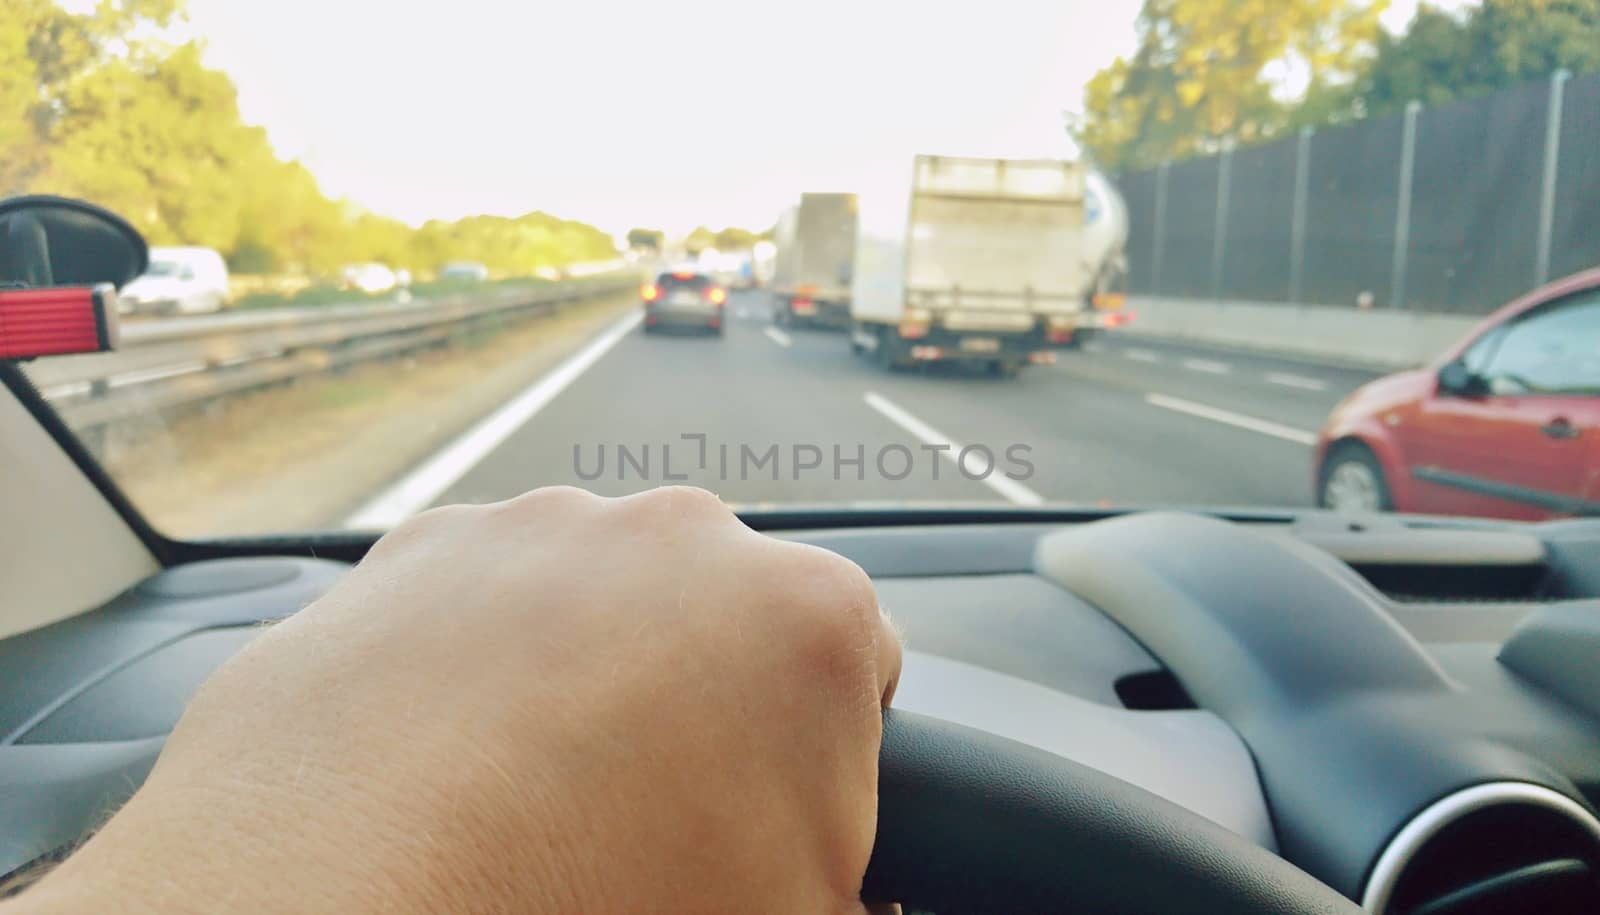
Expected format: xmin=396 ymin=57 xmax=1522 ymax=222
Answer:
xmin=862 ymin=710 xmax=1360 ymax=915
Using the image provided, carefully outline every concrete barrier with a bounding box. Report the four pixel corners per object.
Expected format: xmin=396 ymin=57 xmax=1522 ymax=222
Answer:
xmin=1122 ymin=297 xmax=1484 ymax=371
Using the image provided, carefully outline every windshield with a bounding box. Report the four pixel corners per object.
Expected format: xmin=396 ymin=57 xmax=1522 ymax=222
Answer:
xmin=142 ymin=261 xmax=183 ymax=278
xmin=6 ymin=0 xmax=1600 ymax=539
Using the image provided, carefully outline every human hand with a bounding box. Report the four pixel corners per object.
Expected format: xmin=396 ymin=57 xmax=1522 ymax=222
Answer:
xmin=14 ymin=487 xmax=901 ymax=914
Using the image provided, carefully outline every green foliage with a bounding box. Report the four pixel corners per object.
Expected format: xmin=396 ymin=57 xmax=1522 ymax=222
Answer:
xmin=1079 ymin=0 xmax=1600 ymax=172
xmin=1075 ymin=0 xmax=1387 ymax=171
xmin=713 ymin=227 xmax=760 ymax=251
xmin=683 ymin=226 xmax=717 ymax=254
xmin=1357 ymin=0 xmax=1600 ymax=117
xmin=4 ymin=0 xmax=617 ymax=280
xmin=626 ymin=227 xmax=664 ymax=250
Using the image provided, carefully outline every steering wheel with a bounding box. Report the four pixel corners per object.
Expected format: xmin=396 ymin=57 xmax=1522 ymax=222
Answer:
xmin=863 ymin=710 xmax=1361 ymax=914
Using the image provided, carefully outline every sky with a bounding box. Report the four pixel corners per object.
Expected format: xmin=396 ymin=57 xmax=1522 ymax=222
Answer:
xmin=182 ymin=0 xmax=1457 ymax=238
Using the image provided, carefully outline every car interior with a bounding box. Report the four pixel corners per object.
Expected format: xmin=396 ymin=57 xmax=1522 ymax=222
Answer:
xmin=3 ymin=161 xmax=1600 ymax=915
xmin=4 ymin=323 xmax=1600 ymax=913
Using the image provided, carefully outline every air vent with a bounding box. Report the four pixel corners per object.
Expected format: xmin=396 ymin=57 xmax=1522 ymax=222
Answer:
xmin=1348 ymin=562 xmax=1553 ymax=603
xmin=1363 ymin=783 xmax=1600 ymax=914
xmin=1113 ymin=670 xmax=1195 ymax=711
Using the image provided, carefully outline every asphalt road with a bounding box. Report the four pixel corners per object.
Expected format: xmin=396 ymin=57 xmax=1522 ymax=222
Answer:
xmin=346 ymin=291 xmax=1385 ymax=525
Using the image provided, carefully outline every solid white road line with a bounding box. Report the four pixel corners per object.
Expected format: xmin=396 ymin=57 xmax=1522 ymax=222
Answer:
xmin=41 ymin=382 xmax=90 ymax=401
xmin=1181 ymin=358 xmax=1232 ymax=375
xmin=343 ymin=311 xmax=643 ymax=529
xmin=1264 ymin=371 xmax=1329 ymax=392
xmin=862 ymin=391 xmax=1044 ymax=506
xmin=764 ymin=327 xmax=793 ymax=348
xmin=1124 ymin=348 xmax=1160 ymax=363
xmin=1144 ymin=393 xmax=1317 ymax=446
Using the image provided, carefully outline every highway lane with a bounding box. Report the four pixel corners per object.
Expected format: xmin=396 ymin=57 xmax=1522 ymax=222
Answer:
xmin=347 ymin=291 xmax=1387 ymax=521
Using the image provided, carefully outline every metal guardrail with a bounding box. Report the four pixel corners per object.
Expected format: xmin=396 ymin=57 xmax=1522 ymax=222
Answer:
xmin=29 ymin=275 xmax=638 ymax=432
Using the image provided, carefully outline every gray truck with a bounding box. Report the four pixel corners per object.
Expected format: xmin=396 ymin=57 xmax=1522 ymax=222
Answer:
xmin=771 ymin=193 xmax=858 ymax=328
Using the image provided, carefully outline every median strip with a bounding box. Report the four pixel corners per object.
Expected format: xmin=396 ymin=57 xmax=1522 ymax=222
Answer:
xmin=862 ymin=392 xmax=1044 ymax=506
xmin=1144 ymin=393 xmax=1317 ymax=446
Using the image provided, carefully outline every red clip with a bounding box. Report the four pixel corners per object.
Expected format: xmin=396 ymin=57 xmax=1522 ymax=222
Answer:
xmin=0 ymin=285 xmax=119 ymax=359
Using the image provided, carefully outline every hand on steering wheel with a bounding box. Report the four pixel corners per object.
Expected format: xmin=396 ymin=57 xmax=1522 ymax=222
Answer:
xmin=5 ymin=487 xmax=1355 ymax=915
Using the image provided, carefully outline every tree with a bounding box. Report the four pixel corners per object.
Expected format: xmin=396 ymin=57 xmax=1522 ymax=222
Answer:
xmin=714 ymin=227 xmax=760 ymax=251
xmin=626 ymin=227 xmax=664 ymax=251
xmin=683 ymin=226 xmax=717 ymax=254
xmin=1075 ymin=0 xmax=1387 ymax=171
xmin=1358 ymin=0 xmax=1600 ymax=118
xmin=0 ymin=0 xmax=181 ymax=193
xmin=6 ymin=0 xmax=618 ymax=281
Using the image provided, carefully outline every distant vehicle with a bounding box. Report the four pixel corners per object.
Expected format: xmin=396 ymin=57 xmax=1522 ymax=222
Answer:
xmin=1316 ymin=270 xmax=1600 ymax=520
xmin=117 ymin=247 xmax=230 ymax=316
xmin=340 ymin=263 xmax=398 ymax=295
xmin=771 ymin=193 xmax=857 ymax=328
xmin=699 ymin=248 xmax=746 ymax=290
xmin=850 ymin=155 xmax=1130 ymax=377
xmin=642 ymin=268 xmax=727 ymax=336
xmin=440 ymin=262 xmax=490 ymax=283
xmin=751 ymin=241 xmax=777 ymax=289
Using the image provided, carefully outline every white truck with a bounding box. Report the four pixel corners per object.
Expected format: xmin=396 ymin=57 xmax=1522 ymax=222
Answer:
xmin=850 ymin=155 xmax=1129 ymax=376
xmin=771 ymin=193 xmax=858 ymax=328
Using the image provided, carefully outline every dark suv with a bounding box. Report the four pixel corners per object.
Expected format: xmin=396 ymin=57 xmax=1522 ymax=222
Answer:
xmin=642 ymin=269 xmax=727 ymax=336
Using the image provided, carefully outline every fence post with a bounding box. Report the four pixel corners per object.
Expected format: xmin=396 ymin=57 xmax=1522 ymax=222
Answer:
xmin=1535 ymin=70 xmax=1571 ymax=288
xmin=1211 ymin=140 xmax=1234 ymax=300
xmin=1152 ymin=160 xmax=1170 ymax=296
xmin=1390 ymin=100 xmax=1421 ymax=310
xmin=1289 ymin=126 xmax=1313 ymax=304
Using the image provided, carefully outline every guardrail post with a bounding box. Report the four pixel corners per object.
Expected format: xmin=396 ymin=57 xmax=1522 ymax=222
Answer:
xmin=1390 ymin=100 xmax=1421 ymax=310
xmin=1152 ymin=160 xmax=1170 ymax=296
xmin=1289 ymin=126 xmax=1313 ymax=304
xmin=1535 ymin=70 xmax=1571 ymax=288
xmin=1211 ymin=140 xmax=1234 ymax=301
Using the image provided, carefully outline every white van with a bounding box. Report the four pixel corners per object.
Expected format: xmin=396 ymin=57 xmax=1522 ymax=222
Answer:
xmin=118 ymin=247 xmax=230 ymax=316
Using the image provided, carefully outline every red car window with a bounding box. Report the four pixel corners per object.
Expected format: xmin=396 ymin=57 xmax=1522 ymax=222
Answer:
xmin=1477 ymin=293 xmax=1600 ymax=396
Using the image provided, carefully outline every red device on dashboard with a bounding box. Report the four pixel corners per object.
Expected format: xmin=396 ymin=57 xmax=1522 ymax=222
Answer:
xmin=0 ymin=284 xmax=120 ymax=359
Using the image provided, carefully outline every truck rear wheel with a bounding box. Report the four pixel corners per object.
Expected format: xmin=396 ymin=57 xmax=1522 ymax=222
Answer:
xmin=876 ymin=328 xmax=910 ymax=372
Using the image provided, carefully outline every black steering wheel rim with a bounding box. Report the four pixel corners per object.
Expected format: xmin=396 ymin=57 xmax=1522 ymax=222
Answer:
xmin=863 ymin=710 xmax=1362 ymax=914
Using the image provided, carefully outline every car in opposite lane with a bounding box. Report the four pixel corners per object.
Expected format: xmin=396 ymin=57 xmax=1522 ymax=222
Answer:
xmin=117 ymin=247 xmax=230 ymax=316
xmin=642 ymin=269 xmax=727 ymax=336
xmin=1316 ymin=269 xmax=1600 ymax=520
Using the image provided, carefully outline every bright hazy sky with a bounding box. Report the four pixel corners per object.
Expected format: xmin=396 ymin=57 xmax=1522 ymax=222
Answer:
xmin=183 ymin=0 xmax=1446 ymax=238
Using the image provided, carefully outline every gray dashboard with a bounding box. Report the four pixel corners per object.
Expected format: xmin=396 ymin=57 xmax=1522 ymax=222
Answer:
xmin=4 ymin=511 xmax=1600 ymax=911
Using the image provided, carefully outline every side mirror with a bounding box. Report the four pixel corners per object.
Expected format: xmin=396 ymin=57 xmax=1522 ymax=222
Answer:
xmin=0 ymin=195 xmax=148 ymax=288
xmin=1437 ymin=361 xmax=1487 ymax=397
xmin=0 ymin=196 xmax=146 ymax=358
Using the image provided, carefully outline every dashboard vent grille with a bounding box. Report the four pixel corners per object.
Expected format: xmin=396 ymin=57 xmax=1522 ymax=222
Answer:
xmin=1348 ymin=562 xmax=1552 ymax=603
xmin=1365 ymin=784 xmax=1600 ymax=915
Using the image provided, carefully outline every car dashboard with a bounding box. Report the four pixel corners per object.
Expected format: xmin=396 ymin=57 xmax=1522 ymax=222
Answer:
xmin=3 ymin=510 xmax=1600 ymax=913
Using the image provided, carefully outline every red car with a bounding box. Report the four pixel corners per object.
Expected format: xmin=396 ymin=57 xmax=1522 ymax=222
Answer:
xmin=1315 ymin=270 xmax=1600 ymax=521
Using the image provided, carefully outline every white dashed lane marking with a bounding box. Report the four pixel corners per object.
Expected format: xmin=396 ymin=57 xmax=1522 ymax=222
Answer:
xmin=1144 ymin=393 xmax=1317 ymax=446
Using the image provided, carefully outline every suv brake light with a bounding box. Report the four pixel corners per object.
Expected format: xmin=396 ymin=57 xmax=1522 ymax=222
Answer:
xmin=642 ymin=283 xmax=661 ymax=302
xmin=706 ymin=287 xmax=727 ymax=306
